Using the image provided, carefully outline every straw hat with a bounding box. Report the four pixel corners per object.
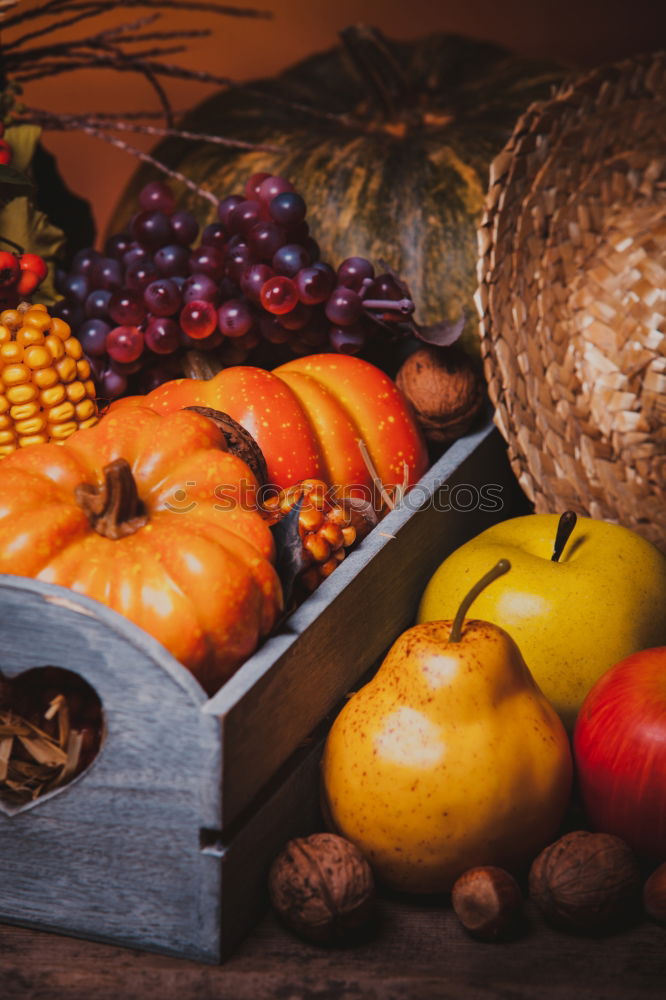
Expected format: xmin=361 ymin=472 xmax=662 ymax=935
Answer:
xmin=476 ymin=51 xmax=666 ymax=551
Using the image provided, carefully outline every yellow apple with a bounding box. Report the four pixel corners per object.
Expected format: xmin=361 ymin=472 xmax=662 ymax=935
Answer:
xmin=417 ymin=513 xmax=666 ymax=729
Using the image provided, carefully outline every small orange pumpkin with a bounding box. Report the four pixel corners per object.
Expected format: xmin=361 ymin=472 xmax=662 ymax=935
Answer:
xmin=0 ymin=406 xmax=282 ymax=693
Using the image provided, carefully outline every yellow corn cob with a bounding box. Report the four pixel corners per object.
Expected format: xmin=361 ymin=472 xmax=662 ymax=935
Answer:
xmin=0 ymin=302 xmax=98 ymax=457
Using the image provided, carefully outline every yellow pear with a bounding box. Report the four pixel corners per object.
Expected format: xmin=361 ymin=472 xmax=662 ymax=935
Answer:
xmin=321 ymin=562 xmax=572 ymax=893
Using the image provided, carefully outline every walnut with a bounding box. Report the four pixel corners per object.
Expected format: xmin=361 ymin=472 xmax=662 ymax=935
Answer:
xmin=451 ymin=866 xmax=523 ymax=940
xmin=268 ymin=833 xmax=375 ymax=945
xmin=529 ymin=830 xmax=641 ymax=932
xmin=643 ymin=862 xmax=666 ymax=923
xmin=395 ymin=345 xmax=485 ymax=445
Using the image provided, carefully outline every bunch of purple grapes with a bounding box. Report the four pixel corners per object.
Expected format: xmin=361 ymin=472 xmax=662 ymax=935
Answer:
xmin=54 ymin=172 xmax=415 ymax=398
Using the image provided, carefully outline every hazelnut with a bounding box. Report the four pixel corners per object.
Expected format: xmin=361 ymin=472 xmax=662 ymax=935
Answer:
xmin=268 ymin=832 xmax=375 ymax=945
xmin=451 ymin=866 xmax=523 ymax=940
xmin=529 ymin=830 xmax=641 ymax=932
xmin=643 ymin=862 xmax=666 ymax=923
xmin=396 ymin=345 xmax=485 ymax=445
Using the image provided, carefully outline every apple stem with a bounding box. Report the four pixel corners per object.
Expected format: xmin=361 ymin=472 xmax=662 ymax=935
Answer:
xmin=551 ymin=510 xmax=577 ymax=563
xmin=448 ymin=559 xmax=511 ymax=643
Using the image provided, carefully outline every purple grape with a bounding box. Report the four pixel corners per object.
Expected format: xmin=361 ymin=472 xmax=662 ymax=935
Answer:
xmin=139 ymin=180 xmax=176 ymax=216
xmin=248 ymin=221 xmax=286 ymax=261
xmin=329 ymin=323 xmax=367 ymax=354
xmin=108 ymin=288 xmax=146 ymax=326
xmin=95 ymin=256 xmax=123 ymax=291
xmin=125 ymin=258 xmax=159 ymax=292
xmin=225 ymin=243 xmax=254 ymax=283
xmin=62 ymin=273 xmax=90 ymax=302
xmin=244 ymin=173 xmax=271 ymax=201
xmin=182 ymin=273 xmax=219 ymax=304
xmin=194 ymin=328 xmax=225 ymax=351
xmin=104 ymin=233 xmax=133 ymax=261
xmin=240 ymin=263 xmax=274 ymax=303
xmin=286 ymin=220 xmax=309 ymax=242
xmin=109 ymin=357 xmax=143 ymax=376
xmin=154 ymin=244 xmax=190 ymax=277
xmin=337 ymin=256 xmax=374 ymax=291
xmin=71 ymin=248 xmax=102 ymax=278
xmin=228 ymin=199 xmax=263 ymax=236
xmin=123 ymin=243 xmax=150 ymax=268
xmin=325 ymin=287 xmax=363 ymax=326
xmin=78 ymin=318 xmax=111 ymax=357
xmin=295 ymin=266 xmax=334 ymax=305
xmin=85 ymin=288 xmax=112 ymax=319
xmin=269 ymin=191 xmax=306 ymax=227
xmin=272 ymin=243 xmax=311 ymax=278
xmin=201 ymin=223 xmax=227 ymax=252
xmin=217 ymin=194 xmax=244 ymax=229
xmin=363 ymin=273 xmax=403 ymax=301
xmin=278 ymin=302 xmax=312 ymax=330
xmin=100 ymin=368 xmax=128 ymax=399
xmin=131 ymin=210 xmax=172 ymax=249
xmin=217 ymin=299 xmax=254 ymax=338
xmin=303 ymin=237 xmax=320 ymax=262
xmin=169 ymin=210 xmax=199 ymax=247
xmin=144 ymin=316 xmax=181 ymax=354
xmin=259 ymin=312 xmax=290 ymax=344
xmin=144 ymin=278 xmax=182 ymax=317
xmin=189 ymin=245 xmax=225 ymax=281
xmin=52 ymin=298 xmax=85 ymax=328
xmin=258 ymin=176 xmax=294 ymax=204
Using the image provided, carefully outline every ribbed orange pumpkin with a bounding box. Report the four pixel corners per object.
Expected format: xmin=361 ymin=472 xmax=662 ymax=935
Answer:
xmin=0 ymin=406 xmax=282 ymax=693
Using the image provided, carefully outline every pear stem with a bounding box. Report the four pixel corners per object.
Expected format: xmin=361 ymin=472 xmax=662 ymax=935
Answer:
xmin=551 ymin=510 xmax=577 ymax=562
xmin=448 ymin=559 xmax=511 ymax=643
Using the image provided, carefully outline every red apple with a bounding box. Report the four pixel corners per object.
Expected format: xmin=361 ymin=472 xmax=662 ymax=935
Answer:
xmin=574 ymin=647 xmax=666 ymax=862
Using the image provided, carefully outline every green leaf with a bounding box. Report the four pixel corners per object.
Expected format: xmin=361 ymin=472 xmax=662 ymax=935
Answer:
xmin=0 ymin=165 xmax=34 ymax=199
xmin=4 ymin=125 xmax=42 ymax=174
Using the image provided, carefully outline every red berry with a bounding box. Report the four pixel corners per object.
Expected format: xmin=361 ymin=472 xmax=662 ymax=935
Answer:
xmin=19 ymin=253 xmax=48 ymax=282
xmin=260 ymin=275 xmax=298 ymax=315
xmin=0 ymin=250 xmax=20 ymax=289
xmin=15 ymin=269 xmax=41 ymax=297
xmin=0 ymin=139 xmax=12 ymax=166
xmin=180 ymin=299 xmax=217 ymax=340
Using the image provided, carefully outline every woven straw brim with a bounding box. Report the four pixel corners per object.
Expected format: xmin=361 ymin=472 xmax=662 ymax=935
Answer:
xmin=476 ymin=51 xmax=666 ymax=550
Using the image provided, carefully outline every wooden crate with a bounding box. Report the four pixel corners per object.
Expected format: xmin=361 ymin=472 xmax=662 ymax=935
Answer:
xmin=0 ymin=420 xmax=529 ymax=962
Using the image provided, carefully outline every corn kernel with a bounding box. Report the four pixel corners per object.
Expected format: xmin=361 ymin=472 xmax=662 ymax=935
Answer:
xmin=45 ymin=334 xmax=65 ymax=361
xmin=2 ymin=363 xmax=31 ymax=387
xmin=78 ymin=415 xmax=99 ymax=430
xmin=17 ymin=326 xmax=45 ymax=348
xmin=56 ymin=356 xmax=78 ymax=383
xmin=83 ymin=379 xmax=96 ymax=397
xmin=9 ymin=400 xmax=38 ymax=420
xmin=0 ymin=397 xmax=8 ymax=416
xmin=0 ymin=444 xmax=17 ymax=457
xmin=320 ymin=522 xmax=344 ymax=549
xmin=48 ymin=400 xmax=76 ymax=423
xmin=64 ymin=337 xmax=83 ymax=360
xmin=23 ymin=345 xmax=52 ymax=370
xmin=7 ymin=384 xmax=38 ymax=406
xmin=75 ymin=398 xmax=97 ymax=421
xmin=0 ymin=325 xmax=11 ymax=344
xmin=0 ymin=342 xmax=23 ymax=364
xmin=27 ymin=303 xmax=48 ymax=313
xmin=33 ymin=367 xmax=59 ymax=390
xmin=18 ymin=434 xmax=49 ymax=448
xmin=77 ymin=360 xmax=92 ymax=380
xmin=16 ymin=415 xmax=47 ymax=436
xmin=50 ymin=317 xmax=71 ymax=340
xmin=0 ymin=414 xmax=11 ymax=429
xmin=41 ymin=385 xmax=67 ymax=407
xmin=341 ymin=525 xmax=356 ymax=547
xmin=48 ymin=420 xmax=77 ymax=440
xmin=66 ymin=381 xmax=86 ymax=404
xmin=0 ymin=310 xmax=21 ymax=329
xmin=300 ymin=506 xmax=325 ymax=532
xmin=304 ymin=534 xmax=331 ymax=563
xmin=0 ymin=429 xmax=17 ymax=445
xmin=22 ymin=312 xmax=51 ymax=333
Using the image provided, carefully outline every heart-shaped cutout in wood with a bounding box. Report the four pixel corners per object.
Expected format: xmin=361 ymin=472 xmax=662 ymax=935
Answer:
xmin=0 ymin=666 xmax=104 ymax=816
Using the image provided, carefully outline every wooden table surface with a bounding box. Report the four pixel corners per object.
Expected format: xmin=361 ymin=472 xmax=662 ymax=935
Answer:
xmin=1 ymin=893 xmax=664 ymax=999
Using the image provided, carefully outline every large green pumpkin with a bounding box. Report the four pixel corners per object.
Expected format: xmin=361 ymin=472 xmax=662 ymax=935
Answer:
xmin=113 ymin=28 xmax=564 ymax=353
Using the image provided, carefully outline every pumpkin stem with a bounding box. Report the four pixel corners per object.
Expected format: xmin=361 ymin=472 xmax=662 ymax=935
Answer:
xmin=75 ymin=458 xmax=149 ymax=540
xmin=339 ymin=25 xmax=413 ymax=118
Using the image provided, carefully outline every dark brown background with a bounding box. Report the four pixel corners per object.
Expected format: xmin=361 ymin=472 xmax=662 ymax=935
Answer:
xmin=7 ymin=0 xmax=666 ymax=239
